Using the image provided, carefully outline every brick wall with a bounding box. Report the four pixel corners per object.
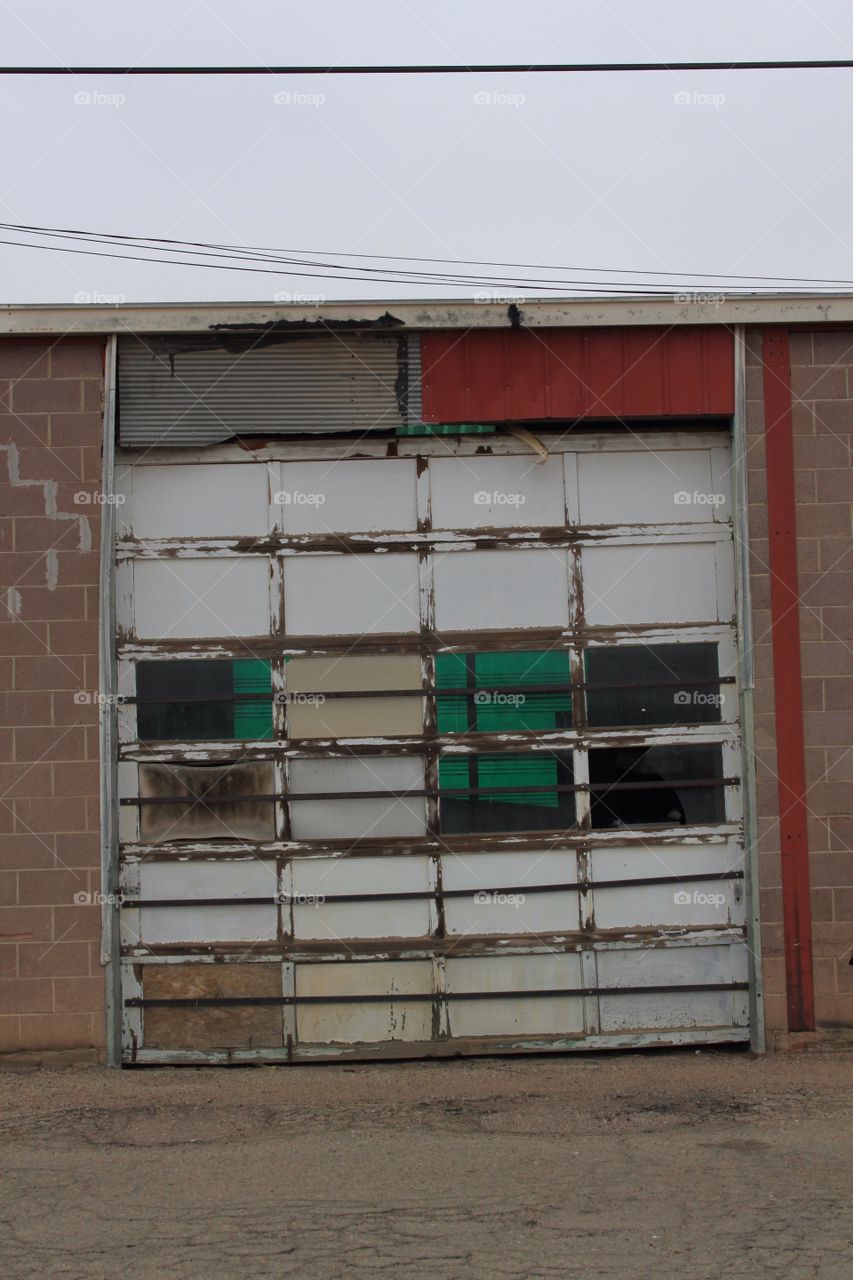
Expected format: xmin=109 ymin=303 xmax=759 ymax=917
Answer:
xmin=746 ymin=327 xmax=853 ymax=1037
xmin=0 ymin=337 xmax=107 ymax=1055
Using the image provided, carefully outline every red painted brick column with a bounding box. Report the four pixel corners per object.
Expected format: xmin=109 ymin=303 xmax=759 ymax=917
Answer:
xmin=0 ymin=337 xmax=107 ymax=1055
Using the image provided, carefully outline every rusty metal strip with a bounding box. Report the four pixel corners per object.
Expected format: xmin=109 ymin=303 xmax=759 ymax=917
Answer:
xmin=128 ymin=981 xmax=750 ymax=1009
xmin=120 ymin=871 xmax=744 ymax=909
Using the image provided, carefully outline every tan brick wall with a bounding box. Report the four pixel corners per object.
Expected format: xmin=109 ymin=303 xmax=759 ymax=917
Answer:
xmin=0 ymin=337 xmax=107 ymax=1054
xmin=746 ymin=327 xmax=853 ymax=1036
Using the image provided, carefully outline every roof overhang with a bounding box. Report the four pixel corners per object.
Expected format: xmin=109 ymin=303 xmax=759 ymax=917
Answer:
xmin=2 ymin=293 xmax=853 ymax=335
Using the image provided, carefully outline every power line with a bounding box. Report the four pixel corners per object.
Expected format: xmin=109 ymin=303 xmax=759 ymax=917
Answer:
xmin=3 ymin=222 xmax=853 ymax=292
xmin=2 ymin=233 xmax=848 ymax=297
xmin=0 ymin=61 xmax=852 ymax=75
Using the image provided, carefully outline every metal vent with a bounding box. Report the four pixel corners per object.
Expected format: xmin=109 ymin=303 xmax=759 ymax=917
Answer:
xmin=118 ymin=334 xmax=417 ymax=447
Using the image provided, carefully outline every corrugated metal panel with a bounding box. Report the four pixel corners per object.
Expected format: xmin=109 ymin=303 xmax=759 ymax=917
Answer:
xmin=421 ymin=326 xmax=735 ymax=422
xmin=118 ymin=334 xmax=410 ymax=446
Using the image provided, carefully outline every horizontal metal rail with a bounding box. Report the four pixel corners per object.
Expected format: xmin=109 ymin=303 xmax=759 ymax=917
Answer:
xmin=128 ymin=982 xmax=750 ymax=1008
xmin=125 ymin=675 xmax=735 ymax=705
xmin=120 ymin=869 xmax=744 ymax=908
xmin=121 ymin=776 xmax=734 ymax=805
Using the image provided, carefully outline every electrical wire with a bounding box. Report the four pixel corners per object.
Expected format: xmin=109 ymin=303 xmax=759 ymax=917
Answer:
xmin=2 ymin=222 xmax=852 ymax=294
xmin=1 ymin=61 xmax=852 ymax=74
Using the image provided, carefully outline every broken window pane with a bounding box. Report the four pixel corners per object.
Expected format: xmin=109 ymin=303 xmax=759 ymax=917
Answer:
xmin=589 ymin=745 xmax=726 ymax=829
xmin=585 ymin=644 xmax=724 ymax=727
xmin=436 ymin=650 xmax=571 ymax=734
xmin=136 ymin=660 xmax=273 ymax=741
xmin=439 ymin=750 xmax=576 ymax=834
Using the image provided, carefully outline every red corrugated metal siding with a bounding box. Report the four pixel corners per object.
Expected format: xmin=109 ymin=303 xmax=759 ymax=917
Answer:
xmin=420 ymin=326 xmax=735 ymax=422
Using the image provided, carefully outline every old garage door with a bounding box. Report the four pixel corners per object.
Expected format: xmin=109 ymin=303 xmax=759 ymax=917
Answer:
xmin=114 ymin=431 xmax=749 ymax=1063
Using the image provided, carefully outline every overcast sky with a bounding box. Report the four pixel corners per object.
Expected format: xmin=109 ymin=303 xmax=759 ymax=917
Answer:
xmin=1 ymin=0 xmax=853 ymax=303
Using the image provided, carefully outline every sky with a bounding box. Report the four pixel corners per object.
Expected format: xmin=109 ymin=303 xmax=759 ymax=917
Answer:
xmin=1 ymin=0 xmax=853 ymax=303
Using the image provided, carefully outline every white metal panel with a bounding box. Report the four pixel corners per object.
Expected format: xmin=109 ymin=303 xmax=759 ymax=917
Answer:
xmin=582 ymin=542 xmax=724 ymax=625
xmin=284 ymin=553 xmax=420 ymax=635
xmin=289 ymin=756 xmax=426 ymax=839
xmin=573 ymin=450 xmax=730 ymax=524
xmin=292 ymin=856 xmax=433 ymax=939
xmin=136 ymin=860 xmax=278 ymax=944
xmin=434 ymin=549 xmax=570 ymax=631
xmin=445 ymin=953 xmax=584 ymax=1037
xmin=591 ymin=844 xmax=744 ymax=929
xmin=596 ymin=943 xmax=748 ymax=1031
xmin=119 ymin=463 xmax=274 ymax=538
xmin=133 ymin=557 xmax=271 ymax=639
xmin=442 ymin=850 xmax=579 ymax=935
xmin=429 ymin=455 xmax=565 ymax=529
xmin=279 ymin=459 xmax=418 ymax=532
xmin=295 ymin=960 xmax=434 ymax=1043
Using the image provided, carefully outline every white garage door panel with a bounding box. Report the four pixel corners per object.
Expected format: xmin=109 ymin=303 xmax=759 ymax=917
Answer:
xmin=121 ymin=464 xmax=273 ymax=538
xmin=135 ymin=860 xmax=278 ymax=944
xmin=445 ymin=954 xmax=584 ymax=1037
xmin=292 ymin=855 xmax=433 ymax=939
xmin=582 ymin=543 xmax=724 ymax=624
xmin=596 ymin=944 xmax=747 ymax=1031
xmin=434 ymin=549 xmax=570 ymax=630
xmin=430 ymin=455 xmax=565 ymax=528
xmin=442 ymin=850 xmax=579 ymax=935
xmin=284 ymin=553 xmax=420 ymax=635
xmin=280 ymin=460 xmax=418 ymax=533
xmin=574 ymin=451 xmax=728 ymax=524
xmin=592 ymin=845 xmax=744 ymax=929
xmin=289 ymin=756 xmax=427 ymax=839
xmin=133 ymin=557 xmax=271 ymax=638
xmin=295 ymin=960 xmax=434 ymax=1043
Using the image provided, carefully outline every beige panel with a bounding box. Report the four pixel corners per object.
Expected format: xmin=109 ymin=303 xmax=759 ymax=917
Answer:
xmin=143 ymin=963 xmax=283 ymax=1050
xmin=286 ymin=654 xmax=423 ymax=738
xmin=295 ymin=959 xmax=433 ymax=1043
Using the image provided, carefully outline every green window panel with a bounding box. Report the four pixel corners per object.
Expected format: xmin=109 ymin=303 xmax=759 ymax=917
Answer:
xmin=232 ymin=659 xmax=275 ymax=740
xmin=436 ymin=650 xmax=571 ymax=735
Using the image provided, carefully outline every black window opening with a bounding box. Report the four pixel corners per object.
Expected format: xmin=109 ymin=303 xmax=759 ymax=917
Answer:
xmin=585 ymin=643 xmax=727 ymax=727
xmin=135 ymin=660 xmax=273 ymax=742
xmin=439 ymin=750 xmax=576 ymax=834
xmin=589 ymin=744 xmax=727 ymax=829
